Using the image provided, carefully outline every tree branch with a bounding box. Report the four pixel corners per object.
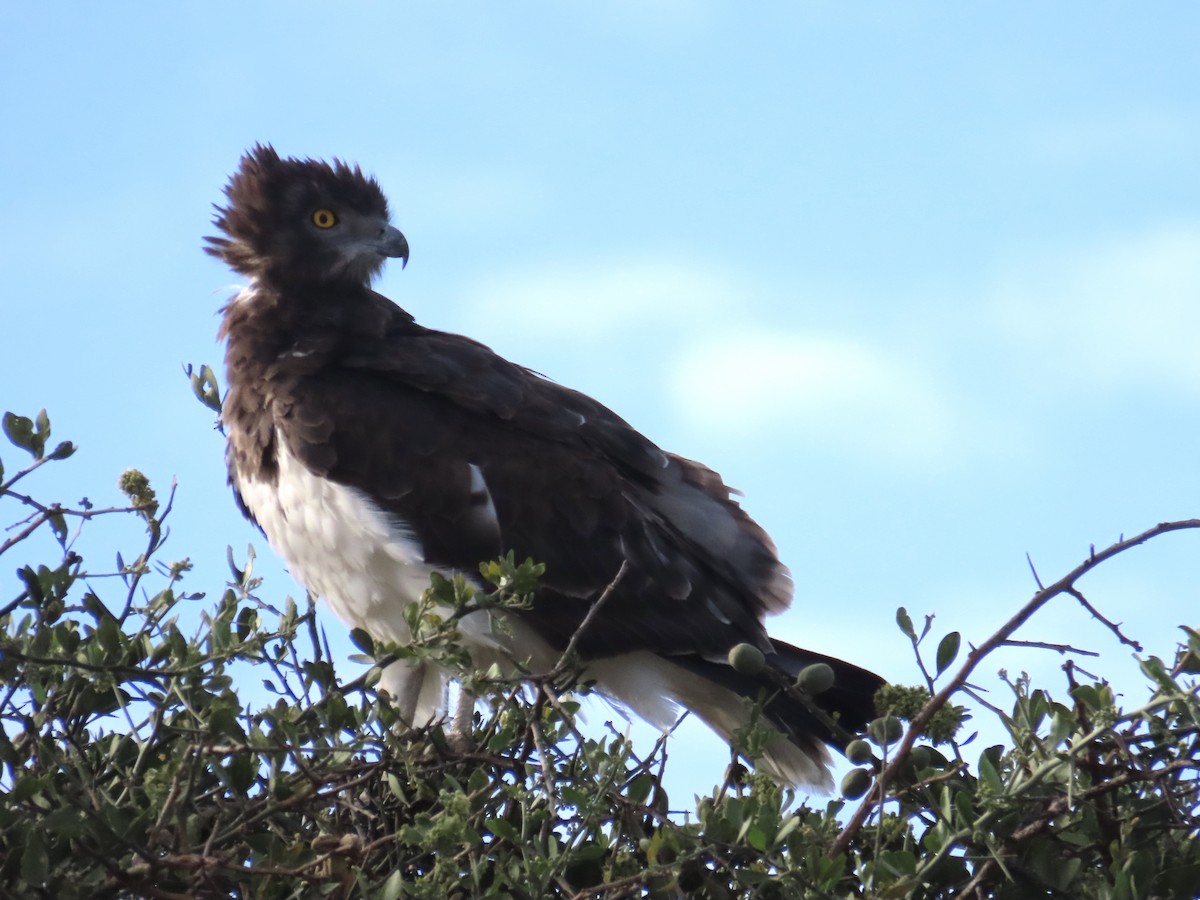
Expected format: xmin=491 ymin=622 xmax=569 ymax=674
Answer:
xmin=829 ymin=518 xmax=1200 ymax=858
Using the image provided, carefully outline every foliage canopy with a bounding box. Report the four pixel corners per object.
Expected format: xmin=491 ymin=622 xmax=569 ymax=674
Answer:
xmin=1 ymin=407 xmax=1197 ymax=898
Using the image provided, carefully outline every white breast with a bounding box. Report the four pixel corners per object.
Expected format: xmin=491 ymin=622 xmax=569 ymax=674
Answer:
xmin=233 ymin=435 xmax=558 ymax=718
xmin=235 ymin=437 xmax=436 ymax=640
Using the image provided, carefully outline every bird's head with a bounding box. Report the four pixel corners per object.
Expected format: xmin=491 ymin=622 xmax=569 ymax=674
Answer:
xmin=205 ymin=144 xmax=409 ymax=288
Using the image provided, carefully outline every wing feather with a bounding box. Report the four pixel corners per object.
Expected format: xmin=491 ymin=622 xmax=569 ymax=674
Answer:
xmin=272 ymin=303 xmax=791 ymax=661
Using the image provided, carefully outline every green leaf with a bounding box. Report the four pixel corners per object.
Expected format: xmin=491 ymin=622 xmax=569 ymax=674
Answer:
xmin=560 ymin=785 xmax=590 ymax=808
xmin=952 ymin=788 xmax=975 ymax=826
xmin=877 ymin=849 xmax=917 ymax=878
xmin=225 ymin=753 xmax=257 ymax=794
xmin=47 ymin=510 xmax=68 ymax=547
xmin=1047 ymin=709 xmax=1074 ymax=746
xmin=378 ymin=868 xmax=404 ymax=900
xmin=977 ymin=749 xmax=1003 ymax=793
xmin=386 ymin=773 xmax=407 ymax=802
xmin=236 ymin=606 xmax=256 ymax=641
xmin=3 ymin=411 xmax=41 ymax=458
xmin=226 ymin=543 xmax=254 ymax=584
xmin=20 ymin=829 xmax=48 ymax=887
xmin=1070 ymin=683 xmax=1102 ymax=711
xmin=95 ymin=616 xmax=122 ymax=656
xmin=896 ymin=607 xmax=916 ymax=639
xmin=934 ymin=631 xmax=960 ymax=676
xmin=625 ymin=772 xmax=654 ymax=805
xmin=486 ymin=817 xmax=520 ymax=844
xmin=1138 ymin=654 xmax=1176 ymax=691
xmin=41 ymin=807 xmax=85 ymax=841
xmin=226 ymin=545 xmax=243 ymax=582
xmin=187 ymin=362 xmax=223 ymax=413
xmin=349 ymin=628 xmax=376 ymax=655
xmin=1026 ymin=689 xmax=1048 ymax=731
xmin=17 ymin=565 xmax=43 ymax=602
xmin=774 ymin=815 xmax=800 ymax=847
xmin=11 ymin=774 xmax=42 ymax=804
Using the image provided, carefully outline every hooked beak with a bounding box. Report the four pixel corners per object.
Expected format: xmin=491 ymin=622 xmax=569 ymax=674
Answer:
xmin=380 ymin=224 xmax=410 ymax=268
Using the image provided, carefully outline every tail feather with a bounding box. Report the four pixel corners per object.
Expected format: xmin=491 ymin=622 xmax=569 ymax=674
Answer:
xmin=584 ymin=644 xmax=885 ymax=790
xmin=668 ymin=639 xmax=885 ymax=787
xmin=763 ymin=639 xmax=885 ymax=747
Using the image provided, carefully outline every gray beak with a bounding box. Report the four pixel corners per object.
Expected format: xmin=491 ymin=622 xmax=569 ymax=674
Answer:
xmin=381 ymin=224 xmax=410 ymax=268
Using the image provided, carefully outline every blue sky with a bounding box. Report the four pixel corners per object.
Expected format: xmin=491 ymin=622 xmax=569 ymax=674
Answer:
xmin=3 ymin=3 xmax=1198 ymax=799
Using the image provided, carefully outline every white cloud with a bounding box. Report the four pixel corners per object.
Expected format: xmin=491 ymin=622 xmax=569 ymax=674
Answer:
xmin=435 ymin=171 xmax=546 ymax=226
xmin=451 ymin=225 xmax=1199 ymax=472
xmin=1028 ymin=107 xmax=1198 ymax=165
xmin=668 ymin=330 xmax=964 ymax=467
xmin=394 ymin=167 xmax=547 ymax=232
xmin=463 ymin=257 xmax=739 ymax=339
xmin=987 ymin=225 xmax=1200 ymax=392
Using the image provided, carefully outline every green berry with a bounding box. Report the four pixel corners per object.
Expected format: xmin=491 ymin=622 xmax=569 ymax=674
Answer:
xmin=845 ymin=739 xmax=873 ymax=765
xmin=841 ymin=767 xmax=873 ymax=800
xmin=795 ymin=662 xmax=835 ymax=694
xmin=868 ymin=715 xmax=904 ymax=746
xmin=728 ymin=642 xmax=766 ymax=675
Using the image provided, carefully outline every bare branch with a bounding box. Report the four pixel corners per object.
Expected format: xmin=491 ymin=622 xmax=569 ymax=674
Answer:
xmin=830 ymin=518 xmax=1200 ymax=858
xmin=547 ymin=559 xmax=628 ymax=678
xmin=0 ymin=453 xmax=58 ymax=494
xmin=1066 ymin=585 xmax=1142 ymax=651
xmin=1025 ymin=553 xmax=1044 ymax=590
xmin=1001 ymin=638 xmax=1099 ymax=656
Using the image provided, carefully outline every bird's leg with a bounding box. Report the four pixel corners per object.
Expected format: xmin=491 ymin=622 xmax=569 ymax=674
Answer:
xmin=448 ymin=682 xmax=475 ymax=753
xmin=382 ymin=660 xmax=426 ymax=728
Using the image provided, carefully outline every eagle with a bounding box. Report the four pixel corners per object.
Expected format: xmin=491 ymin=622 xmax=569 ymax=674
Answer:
xmin=206 ymin=144 xmax=883 ymax=788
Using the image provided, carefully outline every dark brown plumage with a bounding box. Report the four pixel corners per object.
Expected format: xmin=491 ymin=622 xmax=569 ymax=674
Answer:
xmin=207 ymin=144 xmax=884 ymax=788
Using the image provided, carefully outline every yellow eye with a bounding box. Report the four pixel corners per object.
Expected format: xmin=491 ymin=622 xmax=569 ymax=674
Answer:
xmin=311 ymin=208 xmax=338 ymax=229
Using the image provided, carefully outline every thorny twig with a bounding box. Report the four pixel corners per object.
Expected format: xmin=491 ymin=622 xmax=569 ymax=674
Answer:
xmin=829 ymin=518 xmax=1200 ymax=858
xmin=1000 ymin=639 xmax=1099 ymax=656
xmin=547 ymin=559 xmax=628 ymax=680
xmin=1066 ymin=585 xmax=1142 ymax=651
